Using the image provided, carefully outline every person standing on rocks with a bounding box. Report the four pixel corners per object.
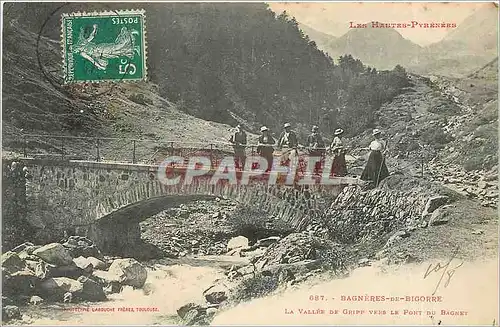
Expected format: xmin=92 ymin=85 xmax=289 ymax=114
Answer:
xmin=229 ymin=124 xmax=247 ymax=170
xmin=328 ymin=128 xmax=347 ymax=177
xmin=361 ymin=128 xmax=389 ymax=187
xmin=257 ymin=126 xmax=276 ymax=172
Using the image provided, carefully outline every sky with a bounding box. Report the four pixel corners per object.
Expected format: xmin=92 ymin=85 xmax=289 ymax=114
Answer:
xmin=267 ymin=2 xmax=495 ymax=46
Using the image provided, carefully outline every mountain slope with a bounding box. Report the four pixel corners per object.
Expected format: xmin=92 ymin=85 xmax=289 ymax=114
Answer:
xmin=298 ymin=23 xmax=337 ymax=52
xmin=408 ymin=5 xmax=498 ymax=77
xmin=2 ymin=20 xmax=255 ymax=162
xmin=322 ymin=26 xmax=422 ymax=69
xmin=467 ymin=57 xmax=499 ymax=80
xmin=438 ymin=5 xmax=498 ymax=55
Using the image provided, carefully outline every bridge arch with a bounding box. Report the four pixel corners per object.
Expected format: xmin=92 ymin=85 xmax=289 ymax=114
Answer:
xmin=16 ymin=158 xmax=357 ymax=253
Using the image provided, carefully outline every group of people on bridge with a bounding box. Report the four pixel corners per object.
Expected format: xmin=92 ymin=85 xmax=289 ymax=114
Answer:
xmin=229 ymin=123 xmax=389 ymax=187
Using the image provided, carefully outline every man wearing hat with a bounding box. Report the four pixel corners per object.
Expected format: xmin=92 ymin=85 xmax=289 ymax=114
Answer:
xmin=257 ymin=126 xmax=276 ymax=172
xmin=277 ymin=122 xmax=299 ymax=167
xmin=307 ymin=125 xmax=326 ymax=174
xmin=277 ymin=123 xmax=298 ymax=150
xmin=328 ymin=128 xmax=347 ymax=176
xmin=229 ymin=124 xmax=247 ymax=170
xmin=361 ymin=128 xmax=389 ymax=186
xmin=307 ymin=125 xmax=325 ymax=156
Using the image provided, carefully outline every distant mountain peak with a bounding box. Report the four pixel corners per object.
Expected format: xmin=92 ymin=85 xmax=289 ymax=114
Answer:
xmin=342 ymin=25 xmax=408 ymax=39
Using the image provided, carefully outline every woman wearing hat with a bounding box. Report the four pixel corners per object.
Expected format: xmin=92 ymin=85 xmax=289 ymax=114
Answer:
xmin=361 ymin=128 xmax=389 ymax=186
xmin=329 ymin=128 xmax=347 ymax=177
xmin=257 ymin=126 xmax=276 ymax=172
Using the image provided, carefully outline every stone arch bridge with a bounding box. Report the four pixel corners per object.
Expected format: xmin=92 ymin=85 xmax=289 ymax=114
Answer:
xmin=14 ymin=158 xmax=361 ymax=253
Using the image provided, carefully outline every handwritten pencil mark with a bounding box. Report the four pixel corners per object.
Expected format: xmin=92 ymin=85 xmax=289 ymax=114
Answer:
xmin=423 ymin=246 xmax=464 ymax=295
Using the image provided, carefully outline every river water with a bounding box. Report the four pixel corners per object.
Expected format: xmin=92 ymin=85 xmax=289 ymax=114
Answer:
xmin=15 ymin=259 xmax=227 ymax=326
xmin=12 ymin=257 xmax=499 ymax=326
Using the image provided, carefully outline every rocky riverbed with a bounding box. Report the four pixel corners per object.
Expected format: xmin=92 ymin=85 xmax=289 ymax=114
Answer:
xmin=2 ymin=230 xmax=350 ymax=325
xmin=1 ymin=236 xmax=150 ymax=323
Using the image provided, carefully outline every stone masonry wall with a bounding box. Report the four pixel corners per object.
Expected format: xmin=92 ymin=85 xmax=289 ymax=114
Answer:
xmin=15 ymin=159 xmax=348 ymax=251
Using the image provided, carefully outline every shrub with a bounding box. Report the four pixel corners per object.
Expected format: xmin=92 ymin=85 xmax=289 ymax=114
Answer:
xmin=230 ymin=274 xmax=280 ymax=302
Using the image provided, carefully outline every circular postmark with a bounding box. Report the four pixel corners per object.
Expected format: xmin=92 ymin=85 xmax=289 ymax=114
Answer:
xmin=36 ymin=3 xmax=145 ymax=100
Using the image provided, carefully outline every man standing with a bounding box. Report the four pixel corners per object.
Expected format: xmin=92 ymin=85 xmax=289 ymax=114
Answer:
xmin=229 ymin=124 xmax=247 ymax=170
xmin=257 ymin=126 xmax=276 ymax=172
xmin=278 ymin=123 xmax=299 ymax=165
xmin=278 ymin=123 xmax=298 ymax=149
xmin=307 ymin=125 xmax=326 ymax=174
xmin=307 ymin=125 xmax=325 ymax=154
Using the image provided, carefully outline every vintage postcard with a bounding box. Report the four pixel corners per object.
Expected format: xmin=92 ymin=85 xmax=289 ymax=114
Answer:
xmin=1 ymin=1 xmax=498 ymax=326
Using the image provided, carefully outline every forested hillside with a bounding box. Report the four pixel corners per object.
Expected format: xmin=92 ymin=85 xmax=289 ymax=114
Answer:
xmin=4 ymin=3 xmax=411 ymax=141
xmin=145 ymin=4 xmax=411 ymax=136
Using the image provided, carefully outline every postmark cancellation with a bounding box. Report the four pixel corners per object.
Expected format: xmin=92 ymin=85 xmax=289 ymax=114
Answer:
xmin=61 ymin=9 xmax=147 ymax=84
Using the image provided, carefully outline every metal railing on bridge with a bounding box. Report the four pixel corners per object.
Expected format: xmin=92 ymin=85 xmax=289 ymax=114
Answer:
xmin=7 ymin=133 xmax=354 ymax=179
xmin=12 ymin=133 xmax=322 ymax=168
xmin=12 ymin=133 xmax=244 ymax=165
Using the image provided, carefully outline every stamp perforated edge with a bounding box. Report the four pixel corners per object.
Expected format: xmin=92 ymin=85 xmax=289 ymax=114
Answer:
xmin=61 ymin=9 xmax=148 ymax=85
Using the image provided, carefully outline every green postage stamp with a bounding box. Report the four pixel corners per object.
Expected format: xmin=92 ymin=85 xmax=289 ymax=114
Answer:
xmin=62 ymin=9 xmax=147 ymax=84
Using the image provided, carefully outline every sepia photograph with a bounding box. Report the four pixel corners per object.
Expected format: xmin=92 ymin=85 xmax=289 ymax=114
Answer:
xmin=1 ymin=1 xmax=499 ymax=325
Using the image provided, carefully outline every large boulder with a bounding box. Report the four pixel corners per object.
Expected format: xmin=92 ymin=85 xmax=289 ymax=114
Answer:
xmin=62 ymin=236 xmax=103 ymax=260
xmin=421 ymin=195 xmax=449 ymax=217
xmin=1 ymin=251 xmax=26 ymax=274
xmin=108 ymin=258 xmax=147 ymax=288
xmin=77 ymin=276 xmax=106 ymax=301
xmin=92 ymin=270 xmax=122 ymax=294
xmin=92 ymin=270 xmax=121 ymax=283
xmin=203 ymin=284 xmax=228 ymax=304
xmin=73 ymin=257 xmax=94 ymax=273
xmin=33 ymin=243 xmax=73 ymax=266
xmin=177 ymin=303 xmax=199 ymax=319
xmin=428 ymin=205 xmax=454 ymax=226
xmin=2 ymin=269 xmax=39 ymax=297
xmin=39 ymin=277 xmax=83 ymax=299
xmin=177 ymin=302 xmax=211 ymax=325
xmin=87 ymin=257 xmax=107 ymax=270
xmin=72 ymin=256 xmax=106 ymax=271
xmin=227 ymin=236 xmax=249 ymax=252
xmin=27 ymin=260 xmax=83 ymax=279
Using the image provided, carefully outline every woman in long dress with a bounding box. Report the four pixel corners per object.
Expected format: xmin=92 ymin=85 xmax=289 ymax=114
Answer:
xmin=329 ymin=128 xmax=347 ymax=176
xmin=361 ymin=128 xmax=389 ymax=186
